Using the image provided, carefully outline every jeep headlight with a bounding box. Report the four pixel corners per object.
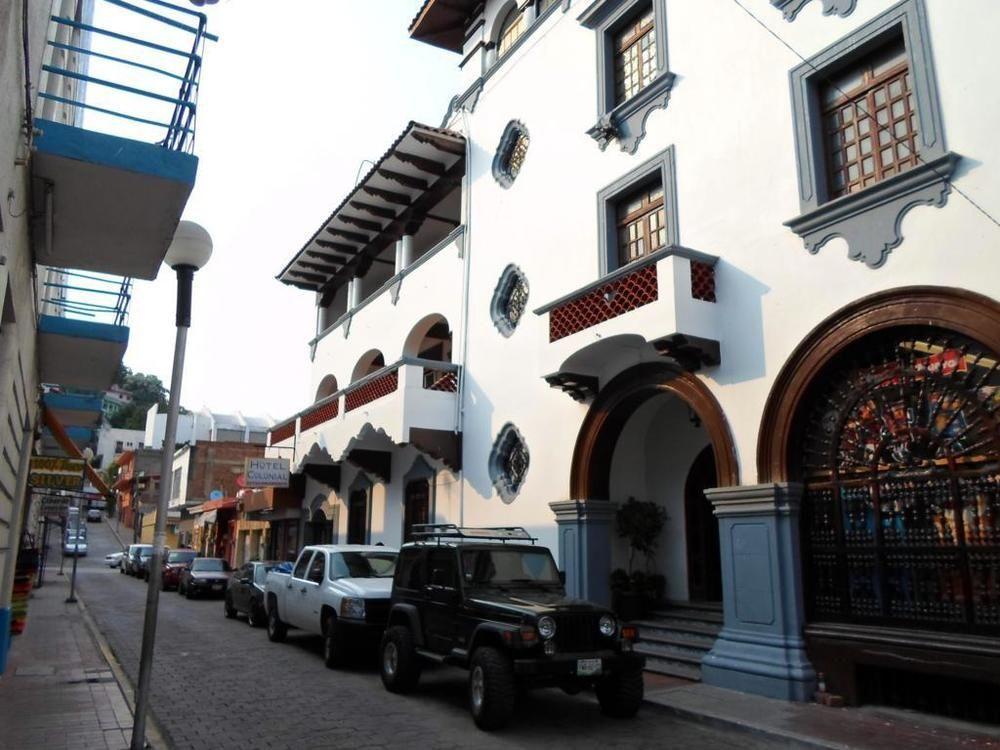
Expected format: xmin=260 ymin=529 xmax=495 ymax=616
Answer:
xmin=340 ymin=597 xmax=366 ymax=619
xmin=599 ymin=614 xmax=617 ymax=637
xmin=537 ymin=615 xmax=556 ymax=640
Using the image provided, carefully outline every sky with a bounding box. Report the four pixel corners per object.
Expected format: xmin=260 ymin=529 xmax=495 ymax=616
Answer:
xmin=85 ymin=0 xmax=461 ymax=421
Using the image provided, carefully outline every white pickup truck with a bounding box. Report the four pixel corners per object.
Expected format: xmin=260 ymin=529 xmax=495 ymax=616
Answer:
xmin=264 ymin=544 xmax=398 ymax=667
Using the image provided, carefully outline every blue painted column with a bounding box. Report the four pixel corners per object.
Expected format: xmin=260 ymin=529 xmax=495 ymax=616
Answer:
xmin=0 ymin=606 xmax=10 ymax=674
xmin=701 ymin=483 xmax=816 ymax=701
xmin=549 ymin=500 xmax=615 ymax=606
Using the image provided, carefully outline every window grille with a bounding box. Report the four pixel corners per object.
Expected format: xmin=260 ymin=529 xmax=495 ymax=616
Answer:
xmin=490 ymin=264 xmax=530 ymax=337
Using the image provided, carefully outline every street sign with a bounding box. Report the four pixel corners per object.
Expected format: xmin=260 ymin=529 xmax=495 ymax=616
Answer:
xmin=29 ymin=457 xmax=85 ymax=491
xmin=244 ymin=457 xmax=290 ymax=488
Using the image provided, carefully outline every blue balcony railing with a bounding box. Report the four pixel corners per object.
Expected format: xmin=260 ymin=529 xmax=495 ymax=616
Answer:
xmin=39 ymin=0 xmax=217 ymax=153
xmin=41 ymin=270 xmax=132 ymax=327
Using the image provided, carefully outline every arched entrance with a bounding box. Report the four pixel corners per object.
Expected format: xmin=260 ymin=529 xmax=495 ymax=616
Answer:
xmin=758 ymin=287 xmax=1000 ymax=720
xmin=305 ymin=504 xmax=333 ymax=546
xmin=569 ymin=362 xmax=737 ymax=605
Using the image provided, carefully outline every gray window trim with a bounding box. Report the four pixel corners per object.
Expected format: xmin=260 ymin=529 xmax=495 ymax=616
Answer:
xmin=579 ymin=0 xmax=674 ymax=154
xmin=490 ymin=263 xmax=530 ymax=337
xmin=596 ymin=144 xmax=679 ymax=275
xmin=785 ymin=0 xmax=958 ymax=268
xmin=772 ymin=0 xmax=857 ymax=22
xmin=489 ymin=423 xmax=529 ymax=504
xmin=492 ymin=120 xmax=530 ymax=189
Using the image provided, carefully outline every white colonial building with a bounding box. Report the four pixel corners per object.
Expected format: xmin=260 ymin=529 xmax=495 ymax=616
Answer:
xmin=268 ymin=0 xmax=1000 ymax=718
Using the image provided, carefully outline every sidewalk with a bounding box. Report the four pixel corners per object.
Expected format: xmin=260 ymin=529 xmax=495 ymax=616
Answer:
xmin=0 ymin=569 xmax=133 ymax=750
xmin=644 ymin=675 xmax=1000 ymax=750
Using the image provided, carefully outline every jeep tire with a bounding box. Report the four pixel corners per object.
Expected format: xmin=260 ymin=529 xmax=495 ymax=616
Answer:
xmin=595 ymin=667 xmax=644 ymax=718
xmin=322 ymin=613 xmax=349 ymax=669
xmin=267 ymin=605 xmax=288 ymax=643
xmin=469 ymin=647 xmax=516 ymax=730
xmin=379 ymin=625 xmax=421 ymax=693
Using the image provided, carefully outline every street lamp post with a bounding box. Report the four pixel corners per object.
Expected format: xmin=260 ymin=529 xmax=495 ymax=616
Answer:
xmin=130 ymin=222 xmax=212 ymax=750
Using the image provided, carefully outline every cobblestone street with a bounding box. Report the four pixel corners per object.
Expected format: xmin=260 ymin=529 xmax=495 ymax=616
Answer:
xmin=76 ymin=522 xmax=773 ymax=750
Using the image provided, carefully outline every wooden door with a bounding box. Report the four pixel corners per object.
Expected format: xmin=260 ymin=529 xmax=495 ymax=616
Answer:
xmin=403 ymin=480 xmax=430 ymax=543
xmin=685 ymin=445 xmax=722 ymax=602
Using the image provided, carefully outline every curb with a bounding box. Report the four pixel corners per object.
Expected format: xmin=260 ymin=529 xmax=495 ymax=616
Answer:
xmin=641 ymin=693 xmax=846 ymax=750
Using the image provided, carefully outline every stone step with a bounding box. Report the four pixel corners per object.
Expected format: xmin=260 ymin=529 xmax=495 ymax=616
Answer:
xmin=648 ymin=606 xmax=724 ymax=624
xmin=634 ymin=639 xmax=706 ymax=665
xmin=632 ymin=617 xmax=722 ymax=638
xmin=638 ymin=629 xmax=716 ymax=652
xmin=640 ymin=654 xmax=702 ymax=681
xmin=664 ymin=599 xmax=723 ymax=613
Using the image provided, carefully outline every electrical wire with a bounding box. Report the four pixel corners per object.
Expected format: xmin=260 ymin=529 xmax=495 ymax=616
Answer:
xmin=728 ymin=0 xmax=1000 ymax=231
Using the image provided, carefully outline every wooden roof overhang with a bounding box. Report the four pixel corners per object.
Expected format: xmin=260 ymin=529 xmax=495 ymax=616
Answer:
xmin=408 ymin=0 xmax=479 ymax=53
xmin=277 ymin=122 xmax=466 ymax=304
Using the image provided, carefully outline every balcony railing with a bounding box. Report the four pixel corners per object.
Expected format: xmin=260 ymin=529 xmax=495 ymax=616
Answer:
xmin=40 ymin=268 xmax=132 ymax=326
xmin=269 ymin=357 xmax=462 ymax=446
xmin=40 ymin=0 xmax=216 ymax=152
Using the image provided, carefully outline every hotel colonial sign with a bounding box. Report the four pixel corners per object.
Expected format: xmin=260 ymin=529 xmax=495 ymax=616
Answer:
xmin=243 ymin=457 xmax=291 ymax=489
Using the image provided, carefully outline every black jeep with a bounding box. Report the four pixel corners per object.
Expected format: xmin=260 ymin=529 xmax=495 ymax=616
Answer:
xmin=378 ymin=525 xmax=645 ymax=730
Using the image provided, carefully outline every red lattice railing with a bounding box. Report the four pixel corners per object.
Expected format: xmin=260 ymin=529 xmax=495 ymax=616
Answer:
xmin=269 ymin=420 xmax=296 ymax=445
xmin=345 ymin=370 xmax=399 ymax=412
xmin=424 ymin=369 xmax=458 ymax=392
xmin=300 ymin=398 xmax=340 ymax=431
xmin=690 ymin=261 xmax=716 ymax=303
xmin=549 ymin=263 xmax=658 ymax=342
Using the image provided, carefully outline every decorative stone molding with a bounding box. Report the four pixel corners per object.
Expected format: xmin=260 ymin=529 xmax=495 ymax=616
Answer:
xmin=549 ymin=499 xmax=616 ymax=605
xmin=492 ymin=120 xmax=530 ymax=189
xmin=489 ymin=422 xmax=530 ymax=503
xmin=490 ymin=264 xmax=530 ymax=337
xmin=772 ymin=0 xmax=857 ymax=21
xmin=785 ymin=0 xmax=951 ymax=267
xmin=579 ymin=0 xmax=673 ymax=154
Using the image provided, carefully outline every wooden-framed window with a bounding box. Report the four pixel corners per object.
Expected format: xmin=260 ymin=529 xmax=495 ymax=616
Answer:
xmin=613 ymin=7 xmax=657 ymax=105
xmin=538 ymin=0 xmax=560 ymax=13
xmin=822 ymin=39 xmax=918 ymax=199
xmin=616 ymin=183 xmax=666 ymax=266
xmin=497 ymin=5 xmax=526 ymax=58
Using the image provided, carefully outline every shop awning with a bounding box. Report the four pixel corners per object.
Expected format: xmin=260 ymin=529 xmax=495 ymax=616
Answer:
xmin=195 ymin=509 xmax=217 ymax=527
xmin=276 ymin=121 xmax=465 ymax=299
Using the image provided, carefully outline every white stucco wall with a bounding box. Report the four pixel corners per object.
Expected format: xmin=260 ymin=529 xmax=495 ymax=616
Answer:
xmin=283 ymin=0 xmax=1000 ymax=588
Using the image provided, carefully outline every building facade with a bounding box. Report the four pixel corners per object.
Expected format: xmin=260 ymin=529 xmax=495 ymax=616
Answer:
xmin=268 ymin=0 xmax=1000 ymax=719
xmin=144 ymin=405 xmax=272 ymax=450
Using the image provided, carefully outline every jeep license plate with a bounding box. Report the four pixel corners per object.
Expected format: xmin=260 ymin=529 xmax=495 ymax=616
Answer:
xmin=576 ymin=658 xmax=602 ymax=676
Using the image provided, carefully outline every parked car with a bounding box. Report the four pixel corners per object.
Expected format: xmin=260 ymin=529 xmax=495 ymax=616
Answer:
xmin=178 ymin=557 xmax=231 ymax=598
xmin=378 ymin=525 xmax=644 ymax=730
xmin=63 ymin=533 xmax=88 ymax=557
xmin=105 ymin=550 xmax=124 ymax=568
xmin=160 ymin=549 xmax=197 ymax=591
xmin=225 ymin=561 xmax=281 ymax=627
xmin=264 ymin=545 xmax=399 ymax=667
xmin=86 ymin=508 xmax=102 ymax=522
xmin=123 ymin=544 xmax=153 ymax=576
xmin=136 ymin=547 xmax=158 ymax=580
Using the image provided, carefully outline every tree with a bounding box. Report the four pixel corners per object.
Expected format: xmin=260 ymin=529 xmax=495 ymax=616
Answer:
xmin=109 ymin=369 xmax=169 ymax=429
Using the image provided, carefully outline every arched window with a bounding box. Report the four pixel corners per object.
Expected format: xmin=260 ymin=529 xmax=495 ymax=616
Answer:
xmin=496 ymin=4 xmax=526 ymax=57
xmin=490 ymin=264 xmax=529 ymax=337
xmin=351 ymin=350 xmax=385 ymax=383
xmin=796 ymin=326 xmax=1000 ymax=633
xmin=489 ymin=423 xmax=530 ymax=503
xmin=315 ymin=375 xmax=339 ymax=402
xmin=492 ymin=120 xmax=530 ymax=189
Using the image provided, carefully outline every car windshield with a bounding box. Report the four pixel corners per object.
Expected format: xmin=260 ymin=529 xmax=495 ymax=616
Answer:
xmin=330 ymin=552 xmax=397 ymax=579
xmin=253 ymin=564 xmax=278 ymax=585
xmin=167 ymin=551 xmax=196 ymax=564
xmin=461 ymin=548 xmax=561 ymax=586
xmin=132 ymin=546 xmax=152 ymax=556
xmin=191 ymin=559 xmax=225 ymax=572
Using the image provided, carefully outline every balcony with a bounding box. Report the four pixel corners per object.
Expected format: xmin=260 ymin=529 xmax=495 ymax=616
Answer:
xmin=41 ymin=391 xmax=104 ymax=429
xmin=31 ymin=0 xmax=214 ymax=279
xmin=533 ymin=247 xmax=721 ymax=401
xmin=37 ymin=269 xmax=130 ymax=392
xmin=269 ymin=357 xmax=462 ymax=474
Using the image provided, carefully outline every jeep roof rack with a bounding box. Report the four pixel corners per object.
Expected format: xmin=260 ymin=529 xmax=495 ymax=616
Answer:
xmin=410 ymin=523 xmax=537 ymax=544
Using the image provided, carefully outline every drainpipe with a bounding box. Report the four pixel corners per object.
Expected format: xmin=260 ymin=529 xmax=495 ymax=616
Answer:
xmin=393 ymin=240 xmax=403 ymax=275
xmin=349 ymin=276 xmax=362 ymax=309
xmin=456 ymin=107 xmax=474 ymax=528
xmin=400 ymin=234 xmax=415 ymax=269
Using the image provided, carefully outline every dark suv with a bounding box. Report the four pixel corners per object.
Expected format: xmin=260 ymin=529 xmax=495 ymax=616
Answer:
xmin=378 ymin=525 xmax=644 ymax=730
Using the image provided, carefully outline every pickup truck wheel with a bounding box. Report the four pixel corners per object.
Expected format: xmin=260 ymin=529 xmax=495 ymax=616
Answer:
xmin=595 ymin=667 xmax=644 ymax=718
xmin=224 ymin=595 xmax=236 ymax=619
xmin=267 ymin=606 xmax=287 ymax=643
xmin=379 ymin=626 xmax=420 ymax=693
xmin=469 ymin=647 xmax=516 ymax=731
xmin=322 ymin=614 xmax=348 ymax=669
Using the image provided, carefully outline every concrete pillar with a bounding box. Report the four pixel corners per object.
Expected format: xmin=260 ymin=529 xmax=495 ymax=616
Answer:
xmin=400 ymin=235 xmax=415 ymax=270
xmin=394 ymin=240 xmax=404 ymax=275
xmin=701 ymin=483 xmax=816 ymax=702
xmin=549 ymin=500 xmax=615 ymax=606
xmin=348 ymin=277 xmax=362 ymax=309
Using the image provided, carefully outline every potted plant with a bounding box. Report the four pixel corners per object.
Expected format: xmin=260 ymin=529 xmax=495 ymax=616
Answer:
xmin=611 ymin=497 xmax=667 ymax=620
